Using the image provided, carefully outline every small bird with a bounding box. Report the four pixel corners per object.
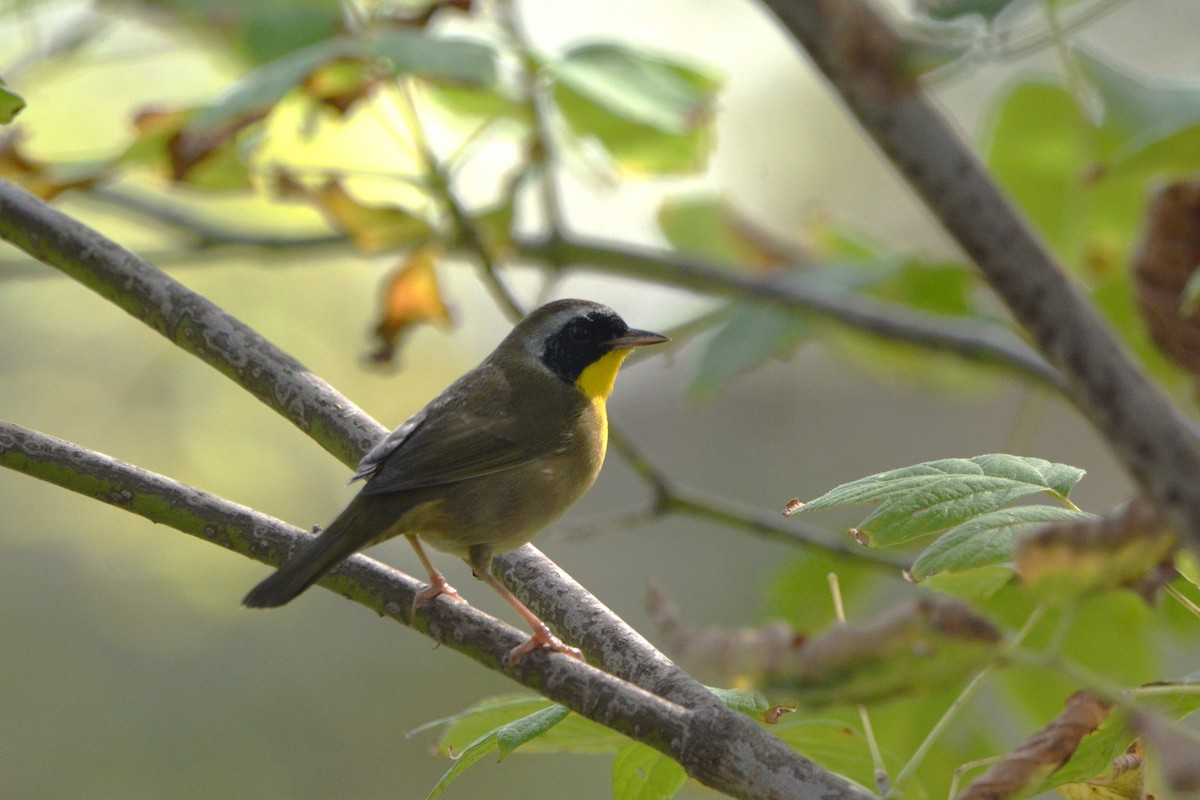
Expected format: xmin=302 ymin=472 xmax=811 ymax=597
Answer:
xmin=243 ymin=299 xmax=669 ymax=661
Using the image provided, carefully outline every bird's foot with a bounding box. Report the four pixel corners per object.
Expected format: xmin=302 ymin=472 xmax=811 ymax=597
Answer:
xmin=507 ymin=623 xmax=583 ymax=665
xmin=412 ymin=576 xmax=465 ymax=612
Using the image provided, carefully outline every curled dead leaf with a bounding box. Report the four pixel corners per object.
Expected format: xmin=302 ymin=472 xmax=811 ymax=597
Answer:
xmin=763 ymin=706 xmax=796 ymax=725
xmin=369 ymin=246 xmax=453 ymax=364
xmin=1015 ymin=497 xmax=1178 ymax=602
xmin=783 ymin=595 xmax=1002 ymax=707
xmin=959 ymin=691 xmax=1113 ymax=800
xmin=292 ymin=177 xmax=432 ymax=254
xmin=645 ymin=580 xmax=803 ymax=685
xmin=1133 ymin=180 xmax=1200 ymax=376
xmin=0 ymin=132 xmax=101 ymax=199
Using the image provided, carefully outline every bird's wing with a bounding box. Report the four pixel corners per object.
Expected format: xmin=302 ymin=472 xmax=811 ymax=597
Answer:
xmin=352 ymin=364 xmax=572 ymax=495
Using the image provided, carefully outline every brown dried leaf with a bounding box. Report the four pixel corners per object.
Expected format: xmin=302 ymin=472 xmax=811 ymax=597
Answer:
xmin=959 ymin=692 xmax=1114 ymax=800
xmin=1015 ymin=497 xmax=1178 ymax=602
xmin=302 ymin=58 xmax=383 ymax=114
xmin=645 ymin=580 xmax=804 ymax=685
xmin=1133 ymin=179 xmax=1200 ymax=376
xmin=369 ymin=246 xmax=452 ymax=364
xmin=782 ymin=596 xmax=1002 ymax=707
xmin=315 ymin=180 xmax=432 ymax=254
xmin=378 ymin=0 xmax=473 ymax=28
xmin=1055 ymin=743 xmax=1145 ymax=800
xmin=0 ymin=132 xmax=101 ymax=199
xmin=126 ymin=108 xmax=255 ymax=191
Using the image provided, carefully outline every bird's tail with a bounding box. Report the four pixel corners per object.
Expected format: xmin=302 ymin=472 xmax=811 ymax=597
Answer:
xmin=242 ymin=503 xmax=369 ymax=608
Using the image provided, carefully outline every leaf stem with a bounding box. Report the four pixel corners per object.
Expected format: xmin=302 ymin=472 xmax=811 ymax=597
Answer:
xmin=887 ymin=603 xmax=1045 ymax=797
xmin=828 ymin=573 xmax=890 ymax=797
xmin=1166 ymin=582 xmax=1200 ymax=620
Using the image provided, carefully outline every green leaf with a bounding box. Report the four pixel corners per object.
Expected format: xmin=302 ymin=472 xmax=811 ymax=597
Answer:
xmin=865 ymin=259 xmax=977 ymax=317
xmin=771 ymin=720 xmax=881 ymax=792
xmin=495 ymin=704 xmax=571 ymax=759
xmin=426 ymin=701 xmax=575 ymax=798
xmin=911 ymin=505 xmax=1095 ymax=580
xmin=920 ymin=565 xmax=1015 ymax=600
xmin=983 ymin=80 xmax=1095 ymax=265
xmin=793 ymin=455 xmax=1086 ymax=547
xmin=550 ymin=44 xmax=719 ymax=175
xmin=763 ymin=551 xmax=877 ymax=632
xmin=917 ymin=0 xmax=1029 ymax=22
xmin=1177 ymin=553 xmax=1200 ymax=591
xmin=431 ymin=696 xmax=555 ymax=756
xmin=1034 ymin=679 xmax=1200 ymax=794
xmin=553 ymin=87 xmax=713 ymax=175
xmin=707 ymin=686 xmax=774 ymax=720
xmin=551 ymin=43 xmax=716 ymax=135
xmin=429 ymin=695 xmax=624 ymax=759
xmin=418 ymin=81 xmax=528 ymax=124
xmin=689 ymin=301 xmax=812 ymax=401
xmin=133 ymin=0 xmax=344 ymax=64
xmin=1074 ymin=47 xmax=1200 ymax=159
xmin=0 ymin=80 xmax=25 ymax=124
xmin=194 ymin=32 xmax=496 ymax=133
xmin=427 ymin=728 xmax=502 ymax=799
xmin=373 ymin=33 xmax=496 ymax=87
xmin=611 ymin=741 xmax=687 ymax=800
xmin=657 ymin=193 xmax=795 ymax=266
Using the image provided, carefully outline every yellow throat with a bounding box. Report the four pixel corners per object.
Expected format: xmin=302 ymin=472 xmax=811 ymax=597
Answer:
xmin=575 ymin=349 xmax=632 ymax=462
xmin=576 ymin=348 xmax=632 ymax=402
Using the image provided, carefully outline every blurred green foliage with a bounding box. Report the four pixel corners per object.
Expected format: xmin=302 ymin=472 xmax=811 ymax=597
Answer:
xmin=3 ymin=0 xmax=1200 ymax=798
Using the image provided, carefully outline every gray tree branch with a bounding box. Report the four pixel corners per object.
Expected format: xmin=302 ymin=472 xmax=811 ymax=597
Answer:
xmin=0 ymin=178 xmax=873 ymax=800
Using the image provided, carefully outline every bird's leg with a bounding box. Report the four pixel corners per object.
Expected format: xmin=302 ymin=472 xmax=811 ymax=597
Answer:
xmin=408 ymin=534 xmax=465 ymax=610
xmin=468 ymin=547 xmax=583 ymax=664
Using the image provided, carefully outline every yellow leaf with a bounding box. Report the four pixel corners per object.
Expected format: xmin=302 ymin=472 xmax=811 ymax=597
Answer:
xmin=312 ymin=180 xmax=432 ymax=254
xmin=1056 ymin=743 xmax=1145 ymax=800
xmin=1016 ymin=498 xmax=1178 ymax=603
xmin=369 ymin=247 xmax=452 ymax=364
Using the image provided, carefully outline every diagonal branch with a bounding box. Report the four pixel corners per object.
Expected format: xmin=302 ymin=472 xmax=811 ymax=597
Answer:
xmin=0 ymin=178 xmax=875 ymax=799
xmin=0 ymin=180 xmax=377 ymax=468
xmin=0 ymin=421 xmax=872 ymax=800
xmin=757 ymin=0 xmax=1200 ymax=554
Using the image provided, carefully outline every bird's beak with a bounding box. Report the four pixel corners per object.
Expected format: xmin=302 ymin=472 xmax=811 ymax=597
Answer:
xmin=608 ymin=329 xmax=671 ymax=350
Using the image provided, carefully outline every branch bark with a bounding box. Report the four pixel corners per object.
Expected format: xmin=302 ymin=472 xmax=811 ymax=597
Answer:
xmin=0 ymin=417 xmax=870 ymax=800
xmin=756 ymin=0 xmax=1200 ymax=554
xmin=0 ymin=178 xmax=874 ymax=800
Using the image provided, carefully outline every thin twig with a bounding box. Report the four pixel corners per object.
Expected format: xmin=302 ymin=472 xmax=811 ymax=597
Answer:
xmin=829 ymin=573 xmax=889 ymax=797
xmin=86 ymin=187 xmax=349 ymax=251
xmin=70 ymin=186 xmax=1066 ymax=392
xmin=607 ymin=425 xmax=909 ymax=574
xmin=517 ymin=235 xmax=1070 ymax=394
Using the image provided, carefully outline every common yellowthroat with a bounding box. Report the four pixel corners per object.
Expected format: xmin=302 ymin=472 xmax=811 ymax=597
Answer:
xmin=243 ymin=299 xmax=668 ymax=661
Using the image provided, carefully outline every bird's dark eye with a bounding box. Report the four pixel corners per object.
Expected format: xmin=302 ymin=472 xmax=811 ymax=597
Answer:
xmin=568 ymin=323 xmax=591 ymax=343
